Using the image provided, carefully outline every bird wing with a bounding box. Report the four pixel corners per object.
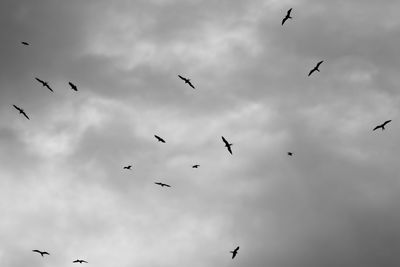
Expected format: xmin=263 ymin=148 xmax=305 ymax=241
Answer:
xmin=155 ymin=182 xmax=162 ymax=186
xmin=316 ymin=60 xmax=324 ymax=68
xmin=43 ymin=252 xmax=50 ymax=255
xmin=373 ymin=125 xmax=380 ymax=131
xmin=282 ymin=17 xmax=288 ymax=25
xmin=22 ymin=111 xmax=30 ymax=120
xmin=383 ymin=120 xmax=392 ymax=126
xmin=308 ymin=69 xmax=315 ymax=76
xmin=287 ymin=8 xmax=292 ymax=16
xmin=82 ymin=260 xmax=88 ymax=263
xmin=45 ymin=84 xmax=54 ymax=92
xmin=221 ymin=136 xmax=228 ymax=145
xmin=73 ymin=260 xmax=79 ymax=263
xmin=188 ymin=81 xmax=195 ymax=89
xmin=35 ymin=77 xmax=44 ymax=84
xmin=32 ymin=250 xmax=41 ymax=254
xmin=227 ymin=146 xmax=232 ymax=154
xmin=13 ymin=105 xmax=21 ymax=112
xmin=165 ymin=184 xmax=171 ymax=187
xmin=178 ymin=75 xmax=186 ymax=81
xmin=232 ymin=251 xmax=237 ymax=259
xmin=22 ymin=42 xmax=29 ymax=45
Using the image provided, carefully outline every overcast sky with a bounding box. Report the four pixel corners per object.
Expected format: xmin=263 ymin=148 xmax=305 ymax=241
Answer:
xmin=1 ymin=0 xmax=400 ymax=266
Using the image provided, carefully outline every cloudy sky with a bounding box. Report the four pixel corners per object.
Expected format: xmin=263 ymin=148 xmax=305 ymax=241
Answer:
xmin=1 ymin=0 xmax=400 ymax=266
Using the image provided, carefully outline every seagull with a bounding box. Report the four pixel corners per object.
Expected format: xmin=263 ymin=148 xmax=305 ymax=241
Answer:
xmin=192 ymin=164 xmax=200 ymax=168
xmin=281 ymin=8 xmax=293 ymax=25
xmin=13 ymin=105 xmax=30 ymax=120
xmin=73 ymin=260 xmax=88 ymax=264
xmin=35 ymin=77 xmax=53 ymax=92
xmin=230 ymin=246 xmax=239 ymax=259
xmin=373 ymin=120 xmax=392 ymax=131
xmin=287 ymin=152 xmax=294 ymax=156
xmin=154 ymin=135 xmax=166 ymax=143
xmin=68 ymin=82 xmax=78 ymax=91
xmin=21 ymin=41 xmax=30 ymax=46
xmin=308 ymin=60 xmax=324 ymax=76
xmin=123 ymin=165 xmax=132 ymax=170
xmin=155 ymin=182 xmax=171 ymax=187
xmin=32 ymin=250 xmax=50 ymax=257
xmin=221 ymin=136 xmax=233 ymax=155
xmin=178 ymin=75 xmax=195 ymax=89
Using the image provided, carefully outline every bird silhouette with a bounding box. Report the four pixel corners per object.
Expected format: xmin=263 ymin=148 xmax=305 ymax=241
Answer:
xmin=308 ymin=60 xmax=324 ymax=76
xmin=69 ymin=82 xmax=78 ymax=91
xmin=73 ymin=260 xmax=88 ymax=264
xmin=287 ymin=152 xmax=294 ymax=156
xmin=123 ymin=165 xmax=132 ymax=170
xmin=373 ymin=120 xmax=392 ymax=131
xmin=230 ymin=246 xmax=239 ymax=259
xmin=154 ymin=135 xmax=166 ymax=143
xmin=35 ymin=77 xmax=53 ymax=92
xmin=178 ymin=75 xmax=195 ymax=89
xmin=155 ymin=182 xmax=171 ymax=187
xmin=192 ymin=164 xmax=200 ymax=168
xmin=281 ymin=8 xmax=293 ymax=25
xmin=32 ymin=250 xmax=50 ymax=257
xmin=221 ymin=136 xmax=233 ymax=154
xmin=13 ymin=105 xmax=30 ymax=120
xmin=21 ymin=41 xmax=30 ymax=46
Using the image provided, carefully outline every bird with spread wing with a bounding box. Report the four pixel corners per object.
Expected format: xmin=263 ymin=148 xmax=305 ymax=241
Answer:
xmin=308 ymin=60 xmax=324 ymax=76
xmin=13 ymin=105 xmax=30 ymax=120
xmin=32 ymin=250 xmax=50 ymax=257
xmin=281 ymin=8 xmax=293 ymax=25
xmin=373 ymin=120 xmax=391 ymax=131
xmin=35 ymin=77 xmax=54 ymax=92
xmin=230 ymin=246 xmax=239 ymax=259
xmin=178 ymin=75 xmax=195 ymax=89
xmin=221 ymin=136 xmax=233 ymax=155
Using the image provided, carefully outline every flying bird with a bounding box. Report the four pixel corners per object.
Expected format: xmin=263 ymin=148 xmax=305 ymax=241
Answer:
xmin=308 ymin=60 xmax=324 ymax=76
xmin=192 ymin=164 xmax=200 ymax=168
xmin=68 ymin=82 xmax=78 ymax=91
xmin=21 ymin=41 xmax=30 ymax=46
xmin=123 ymin=165 xmax=132 ymax=170
xmin=281 ymin=8 xmax=293 ymax=25
xmin=73 ymin=260 xmax=88 ymax=264
xmin=35 ymin=77 xmax=53 ymax=92
xmin=178 ymin=75 xmax=195 ymax=89
xmin=287 ymin=152 xmax=294 ymax=156
xmin=221 ymin=136 xmax=233 ymax=155
xmin=230 ymin=246 xmax=239 ymax=259
xmin=32 ymin=250 xmax=50 ymax=257
xmin=155 ymin=182 xmax=171 ymax=187
xmin=13 ymin=105 xmax=30 ymax=120
xmin=154 ymin=135 xmax=166 ymax=143
xmin=373 ymin=120 xmax=392 ymax=131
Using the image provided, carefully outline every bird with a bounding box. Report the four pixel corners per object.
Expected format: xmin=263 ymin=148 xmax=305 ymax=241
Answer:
xmin=154 ymin=135 xmax=166 ymax=143
xmin=21 ymin=41 xmax=30 ymax=46
xmin=123 ymin=165 xmax=132 ymax=170
xmin=373 ymin=120 xmax=392 ymax=131
xmin=178 ymin=75 xmax=195 ymax=89
xmin=155 ymin=182 xmax=171 ymax=187
xmin=221 ymin=136 xmax=233 ymax=155
xmin=308 ymin=60 xmax=324 ymax=76
xmin=281 ymin=8 xmax=293 ymax=25
xmin=32 ymin=250 xmax=50 ymax=257
xmin=68 ymin=82 xmax=78 ymax=91
xmin=13 ymin=105 xmax=30 ymax=120
xmin=73 ymin=260 xmax=88 ymax=264
xmin=192 ymin=164 xmax=200 ymax=168
xmin=230 ymin=246 xmax=239 ymax=259
xmin=287 ymin=152 xmax=294 ymax=156
xmin=35 ymin=77 xmax=53 ymax=92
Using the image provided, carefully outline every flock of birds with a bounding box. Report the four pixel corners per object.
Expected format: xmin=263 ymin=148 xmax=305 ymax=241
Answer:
xmin=13 ymin=6 xmax=392 ymax=265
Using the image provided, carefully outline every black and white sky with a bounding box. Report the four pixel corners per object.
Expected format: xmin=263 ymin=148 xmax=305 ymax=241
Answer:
xmin=2 ymin=0 xmax=400 ymax=266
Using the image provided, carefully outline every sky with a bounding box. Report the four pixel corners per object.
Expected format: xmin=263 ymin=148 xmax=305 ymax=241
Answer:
xmin=1 ymin=0 xmax=400 ymax=266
